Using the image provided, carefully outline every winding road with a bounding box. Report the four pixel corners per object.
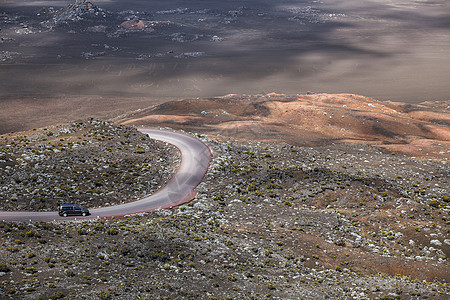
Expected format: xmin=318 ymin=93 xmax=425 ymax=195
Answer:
xmin=0 ymin=128 xmax=211 ymax=222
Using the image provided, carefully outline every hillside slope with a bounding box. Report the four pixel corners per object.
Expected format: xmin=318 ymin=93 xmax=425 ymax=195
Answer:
xmin=121 ymin=93 xmax=450 ymax=158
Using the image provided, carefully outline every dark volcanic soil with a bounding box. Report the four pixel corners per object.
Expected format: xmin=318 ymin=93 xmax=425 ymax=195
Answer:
xmin=1 ymin=0 xmax=450 ymax=104
xmin=1 ymin=0 xmax=449 ymax=137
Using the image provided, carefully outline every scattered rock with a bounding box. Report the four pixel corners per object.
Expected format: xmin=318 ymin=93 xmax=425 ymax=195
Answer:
xmin=87 ymin=25 xmax=107 ymax=32
xmin=120 ymin=19 xmax=146 ymax=30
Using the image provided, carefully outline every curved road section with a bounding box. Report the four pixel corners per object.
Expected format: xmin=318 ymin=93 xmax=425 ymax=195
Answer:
xmin=0 ymin=129 xmax=211 ymax=222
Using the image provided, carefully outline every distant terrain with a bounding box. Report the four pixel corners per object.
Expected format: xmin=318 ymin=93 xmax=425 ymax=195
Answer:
xmin=121 ymin=93 xmax=450 ymax=159
xmin=1 ymin=0 xmax=450 ymax=103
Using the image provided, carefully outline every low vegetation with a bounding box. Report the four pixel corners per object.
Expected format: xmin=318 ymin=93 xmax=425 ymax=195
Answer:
xmin=0 ymin=119 xmax=179 ymax=211
xmin=0 ymin=126 xmax=448 ymax=299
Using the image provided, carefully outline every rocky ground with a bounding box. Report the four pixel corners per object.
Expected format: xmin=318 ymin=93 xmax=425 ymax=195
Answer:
xmin=0 ymin=119 xmax=449 ymax=299
xmin=0 ymin=0 xmax=348 ymax=64
xmin=1 ymin=1 xmax=449 ymax=297
xmin=0 ymin=119 xmax=179 ymax=211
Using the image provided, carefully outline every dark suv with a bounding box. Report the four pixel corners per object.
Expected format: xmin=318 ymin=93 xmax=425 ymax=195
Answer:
xmin=58 ymin=204 xmax=90 ymax=217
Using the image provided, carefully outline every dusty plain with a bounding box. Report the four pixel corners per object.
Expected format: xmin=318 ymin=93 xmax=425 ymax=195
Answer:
xmin=1 ymin=0 xmax=450 ymax=123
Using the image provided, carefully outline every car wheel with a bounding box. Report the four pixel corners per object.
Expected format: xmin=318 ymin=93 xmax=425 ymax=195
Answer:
xmin=82 ymin=212 xmax=86 ymax=216
xmin=63 ymin=213 xmax=67 ymax=217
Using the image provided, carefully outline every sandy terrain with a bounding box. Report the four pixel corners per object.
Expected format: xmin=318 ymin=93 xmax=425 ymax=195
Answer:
xmin=120 ymin=93 xmax=450 ymax=159
xmin=0 ymin=95 xmax=175 ymax=134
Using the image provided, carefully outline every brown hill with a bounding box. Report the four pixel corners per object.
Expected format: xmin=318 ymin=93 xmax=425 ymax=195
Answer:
xmin=120 ymin=93 xmax=450 ymax=158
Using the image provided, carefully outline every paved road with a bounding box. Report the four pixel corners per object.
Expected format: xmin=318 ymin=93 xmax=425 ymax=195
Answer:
xmin=0 ymin=129 xmax=211 ymax=222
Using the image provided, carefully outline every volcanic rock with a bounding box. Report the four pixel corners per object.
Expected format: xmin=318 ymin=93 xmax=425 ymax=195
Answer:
xmin=120 ymin=19 xmax=146 ymax=30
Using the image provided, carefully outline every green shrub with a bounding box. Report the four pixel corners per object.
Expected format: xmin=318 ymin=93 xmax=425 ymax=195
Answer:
xmin=429 ymin=200 xmax=441 ymax=208
xmin=24 ymin=267 xmax=36 ymax=274
xmin=49 ymin=291 xmax=64 ymax=299
xmin=107 ymin=228 xmax=118 ymax=235
xmin=0 ymin=263 xmax=10 ymax=272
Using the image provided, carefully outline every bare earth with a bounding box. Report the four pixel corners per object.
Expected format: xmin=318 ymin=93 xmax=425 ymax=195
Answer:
xmin=0 ymin=95 xmax=176 ymax=134
xmin=120 ymin=93 xmax=450 ymax=159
